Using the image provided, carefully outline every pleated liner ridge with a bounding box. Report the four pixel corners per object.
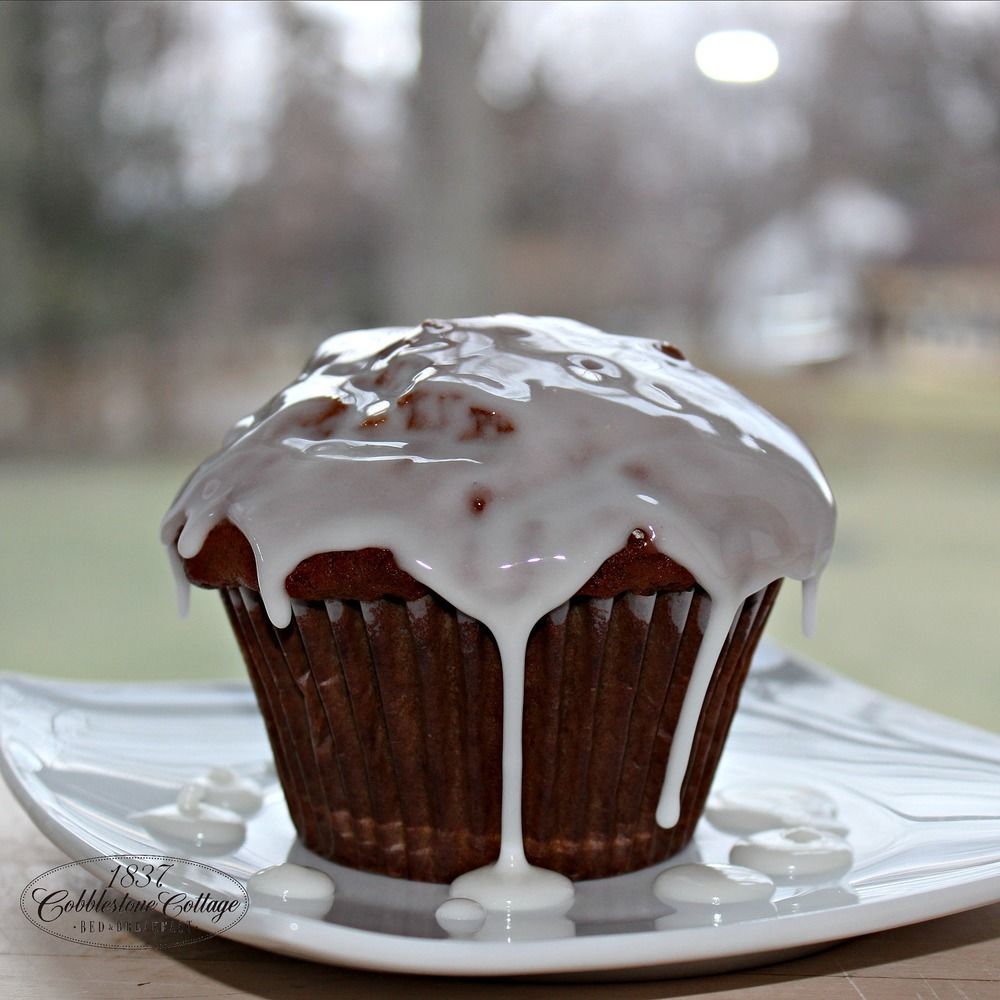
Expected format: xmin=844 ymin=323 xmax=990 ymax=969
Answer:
xmin=222 ymin=579 xmax=781 ymax=883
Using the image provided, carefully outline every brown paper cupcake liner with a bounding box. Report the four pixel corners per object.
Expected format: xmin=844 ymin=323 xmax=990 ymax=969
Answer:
xmin=222 ymin=579 xmax=780 ymax=883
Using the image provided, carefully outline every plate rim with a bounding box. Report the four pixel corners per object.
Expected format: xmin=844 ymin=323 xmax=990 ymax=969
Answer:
xmin=3 ymin=653 xmax=1000 ymax=978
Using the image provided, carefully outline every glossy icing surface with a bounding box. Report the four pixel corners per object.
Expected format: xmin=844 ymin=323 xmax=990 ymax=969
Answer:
xmin=435 ymin=897 xmax=487 ymax=936
xmin=653 ymin=863 xmax=775 ymax=906
xmin=706 ymin=784 xmax=847 ymax=836
xmin=730 ymin=827 xmax=854 ymax=879
xmin=132 ymin=782 xmax=246 ymax=851
xmin=248 ymin=863 xmax=336 ymax=919
xmin=193 ymin=766 xmax=264 ymax=815
xmin=162 ymin=315 xmax=835 ymax=909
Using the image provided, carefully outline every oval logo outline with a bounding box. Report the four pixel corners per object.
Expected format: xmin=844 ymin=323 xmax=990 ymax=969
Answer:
xmin=20 ymin=854 xmax=250 ymax=950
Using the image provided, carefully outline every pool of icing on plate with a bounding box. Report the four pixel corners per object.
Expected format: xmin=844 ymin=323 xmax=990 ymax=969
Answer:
xmin=163 ymin=315 xmax=836 ymax=911
xmin=427 ymin=784 xmax=853 ymax=939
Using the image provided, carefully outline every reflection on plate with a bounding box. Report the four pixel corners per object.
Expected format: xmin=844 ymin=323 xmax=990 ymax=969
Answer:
xmin=2 ymin=641 xmax=999 ymax=980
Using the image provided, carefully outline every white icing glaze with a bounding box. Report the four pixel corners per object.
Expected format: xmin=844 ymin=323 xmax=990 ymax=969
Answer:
xmin=652 ymin=863 xmax=775 ymax=906
xmin=133 ymin=783 xmax=246 ymax=850
xmin=162 ymin=315 xmax=835 ymax=908
xmin=449 ymin=850 xmax=574 ymax=911
xmin=247 ymin=863 xmax=336 ymax=919
xmin=801 ymin=574 xmax=820 ymax=637
xmin=706 ymin=784 xmax=847 ymax=836
xmin=656 ymin=598 xmax=740 ymax=828
xmin=434 ymin=897 xmax=486 ymax=936
xmin=730 ymin=826 xmax=853 ymax=879
xmin=192 ymin=766 xmax=264 ymax=815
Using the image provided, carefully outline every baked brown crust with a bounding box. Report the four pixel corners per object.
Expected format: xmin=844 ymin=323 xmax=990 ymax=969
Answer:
xmin=180 ymin=519 xmax=697 ymax=601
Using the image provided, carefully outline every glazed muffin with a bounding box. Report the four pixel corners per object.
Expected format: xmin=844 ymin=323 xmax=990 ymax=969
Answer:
xmin=162 ymin=315 xmax=834 ymax=892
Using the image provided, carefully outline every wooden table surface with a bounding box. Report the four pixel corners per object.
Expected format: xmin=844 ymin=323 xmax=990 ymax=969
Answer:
xmin=2 ymin=780 xmax=997 ymax=1000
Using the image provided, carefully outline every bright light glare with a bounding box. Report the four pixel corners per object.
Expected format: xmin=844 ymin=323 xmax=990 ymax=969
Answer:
xmin=695 ymin=30 xmax=779 ymax=85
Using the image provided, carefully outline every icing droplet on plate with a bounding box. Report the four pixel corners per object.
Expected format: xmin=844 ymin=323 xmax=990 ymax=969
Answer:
xmin=653 ymin=863 xmax=775 ymax=906
xmin=706 ymin=784 xmax=846 ymax=836
xmin=133 ymin=782 xmax=246 ymax=851
xmin=730 ymin=826 xmax=853 ymax=879
xmin=247 ymin=863 xmax=335 ymax=919
xmin=192 ymin=766 xmax=264 ymax=815
xmin=435 ymin=897 xmax=486 ymax=936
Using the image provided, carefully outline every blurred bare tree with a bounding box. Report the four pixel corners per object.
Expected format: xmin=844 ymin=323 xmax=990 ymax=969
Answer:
xmin=0 ymin=2 xmax=198 ymax=358
xmin=389 ymin=0 xmax=501 ymax=320
xmin=1 ymin=0 xmax=998 ymax=451
xmin=0 ymin=1 xmax=202 ymax=447
xmin=184 ymin=2 xmax=389 ymax=347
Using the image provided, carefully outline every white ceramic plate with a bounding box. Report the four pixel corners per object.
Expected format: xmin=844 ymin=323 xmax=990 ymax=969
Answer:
xmin=3 ymin=641 xmax=999 ymax=980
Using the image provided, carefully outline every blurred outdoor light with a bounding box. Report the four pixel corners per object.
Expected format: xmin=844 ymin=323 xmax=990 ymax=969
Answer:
xmin=695 ymin=30 xmax=779 ymax=84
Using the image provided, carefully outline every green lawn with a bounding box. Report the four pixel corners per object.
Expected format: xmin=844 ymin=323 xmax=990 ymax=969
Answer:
xmin=0 ymin=457 xmax=241 ymax=685
xmin=2 ymin=363 xmax=998 ymax=731
xmin=741 ymin=362 xmax=1000 ymax=733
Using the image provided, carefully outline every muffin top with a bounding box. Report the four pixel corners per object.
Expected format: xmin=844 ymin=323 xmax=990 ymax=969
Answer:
xmin=162 ymin=315 xmax=835 ymax=634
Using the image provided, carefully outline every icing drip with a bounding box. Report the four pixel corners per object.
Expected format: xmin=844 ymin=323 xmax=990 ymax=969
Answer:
xmin=162 ymin=315 xmax=835 ymax=909
xmin=802 ymin=574 xmax=820 ymax=637
xmin=656 ymin=594 xmax=740 ymax=828
xmin=449 ymin=630 xmax=574 ymax=909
